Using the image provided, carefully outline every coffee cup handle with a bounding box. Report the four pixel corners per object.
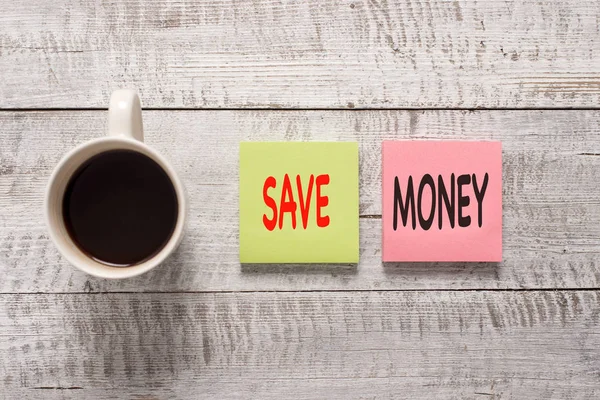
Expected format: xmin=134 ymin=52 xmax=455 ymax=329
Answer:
xmin=107 ymin=89 xmax=144 ymax=141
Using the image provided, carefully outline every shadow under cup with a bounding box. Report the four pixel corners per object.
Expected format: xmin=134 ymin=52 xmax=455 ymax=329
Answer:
xmin=45 ymin=137 xmax=186 ymax=279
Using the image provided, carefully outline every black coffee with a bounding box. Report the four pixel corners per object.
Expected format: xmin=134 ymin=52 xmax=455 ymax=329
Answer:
xmin=63 ymin=150 xmax=178 ymax=266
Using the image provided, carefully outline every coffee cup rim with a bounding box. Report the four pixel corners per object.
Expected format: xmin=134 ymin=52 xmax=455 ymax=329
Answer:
xmin=45 ymin=136 xmax=187 ymax=279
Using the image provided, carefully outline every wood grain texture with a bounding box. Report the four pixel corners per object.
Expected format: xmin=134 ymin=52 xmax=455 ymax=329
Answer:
xmin=1 ymin=290 xmax=599 ymax=399
xmin=1 ymin=0 xmax=600 ymax=108
xmin=1 ymin=110 xmax=599 ymax=293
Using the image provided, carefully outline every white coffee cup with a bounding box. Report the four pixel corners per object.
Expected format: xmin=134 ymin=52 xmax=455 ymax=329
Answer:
xmin=45 ymin=90 xmax=186 ymax=279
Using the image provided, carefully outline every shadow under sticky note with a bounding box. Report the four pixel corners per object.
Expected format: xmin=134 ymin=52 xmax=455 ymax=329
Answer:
xmin=240 ymin=142 xmax=359 ymax=263
xmin=382 ymin=141 xmax=502 ymax=262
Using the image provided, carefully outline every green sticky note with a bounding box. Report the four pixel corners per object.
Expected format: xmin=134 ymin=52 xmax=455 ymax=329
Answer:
xmin=240 ymin=142 xmax=359 ymax=263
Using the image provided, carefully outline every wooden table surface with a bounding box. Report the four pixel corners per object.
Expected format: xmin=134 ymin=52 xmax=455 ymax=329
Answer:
xmin=1 ymin=1 xmax=600 ymax=398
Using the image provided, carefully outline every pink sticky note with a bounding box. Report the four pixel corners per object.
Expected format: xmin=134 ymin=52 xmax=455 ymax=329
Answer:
xmin=382 ymin=141 xmax=502 ymax=262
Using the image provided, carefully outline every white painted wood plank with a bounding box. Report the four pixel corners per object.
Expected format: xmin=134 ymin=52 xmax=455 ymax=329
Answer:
xmin=1 ymin=291 xmax=599 ymax=398
xmin=1 ymin=0 xmax=599 ymax=108
xmin=1 ymin=110 xmax=599 ymax=292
